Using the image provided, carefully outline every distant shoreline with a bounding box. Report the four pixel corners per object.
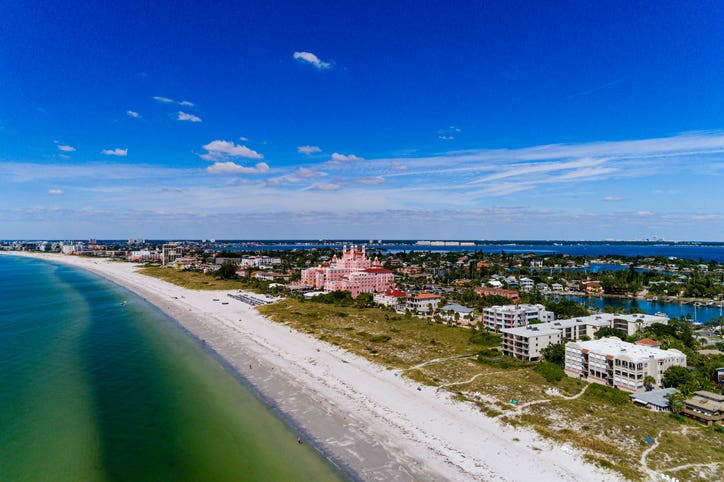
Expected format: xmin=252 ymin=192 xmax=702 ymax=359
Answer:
xmin=1 ymin=252 xmax=622 ymax=481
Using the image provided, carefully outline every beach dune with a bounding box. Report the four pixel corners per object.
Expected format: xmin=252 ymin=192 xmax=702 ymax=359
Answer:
xmin=5 ymin=253 xmax=621 ymax=481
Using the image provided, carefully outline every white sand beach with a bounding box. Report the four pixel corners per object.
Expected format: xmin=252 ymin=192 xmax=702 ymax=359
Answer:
xmin=7 ymin=253 xmax=622 ymax=481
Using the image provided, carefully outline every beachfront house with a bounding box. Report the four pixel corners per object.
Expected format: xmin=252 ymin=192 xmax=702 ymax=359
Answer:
xmin=682 ymin=391 xmax=724 ymax=425
xmin=630 ymin=388 xmax=679 ymax=412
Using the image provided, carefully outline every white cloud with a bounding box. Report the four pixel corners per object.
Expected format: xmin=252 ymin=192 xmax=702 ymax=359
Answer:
xmin=206 ymin=161 xmax=270 ymax=175
xmin=200 ymin=140 xmax=264 ymax=161
xmin=239 ymin=136 xmax=248 ymax=141
xmin=101 ymin=148 xmax=128 ymax=157
xmin=59 ymin=154 xmax=70 ymax=160
xmin=153 ymin=96 xmax=195 ymax=107
xmin=48 ymin=189 xmax=64 ymax=195
xmin=604 ymin=196 xmax=624 ymax=202
xmin=293 ymin=51 xmax=332 ymax=70
xmin=298 ymin=145 xmax=322 ymax=155
xmin=330 ymin=152 xmax=363 ymax=163
xmin=309 ymin=183 xmax=343 ymax=191
xmin=178 ymin=111 xmax=202 ymax=122
xmin=357 ymin=176 xmax=385 ymax=185
xmin=391 ymin=161 xmax=408 ymax=171
xmin=294 ymin=167 xmax=325 ymax=178
xmin=438 ymin=126 xmax=461 ymax=140
xmin=57 ymin=144 xmax=76 ymax=152
xmin=126 ymin=110 xmax=141 ymax=118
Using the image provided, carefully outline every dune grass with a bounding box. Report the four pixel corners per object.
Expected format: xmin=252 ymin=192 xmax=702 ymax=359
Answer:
xmin=138 ymin=266 xmax=266 ymax=292
xmin=258 ymin=298 xmax=724 ymax=480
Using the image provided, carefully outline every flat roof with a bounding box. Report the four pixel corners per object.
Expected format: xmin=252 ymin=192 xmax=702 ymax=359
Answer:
xmin=501 ymin=325 xmax=561 ymax=337
xmin=572 ymin=337 xmax=685 ymax=362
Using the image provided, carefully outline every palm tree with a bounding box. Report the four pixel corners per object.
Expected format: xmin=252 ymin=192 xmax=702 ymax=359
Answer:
xmin=643 ymin=375 xmax=656 ymax=391
xmin=665 ymin=391 xmax=685 ymax=415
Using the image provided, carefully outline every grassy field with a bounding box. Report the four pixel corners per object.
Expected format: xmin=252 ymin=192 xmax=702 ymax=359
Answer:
xmin=138 ymin=266 xmax=266 ymax=292
xmin=258 ymin=298 xmax=724 ymax=481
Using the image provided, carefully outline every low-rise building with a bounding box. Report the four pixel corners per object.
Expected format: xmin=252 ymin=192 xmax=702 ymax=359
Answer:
xmin=683 ymin=391 xmax=724 ymax=425
xmin=630 ymin=388 xmax=679 ymax=412
xmin=501 ymin=325 xmax=563 ymax=361
xmin=519 ymin=277 xmax=534 ymax=292
xmin=407 ymin=292 xmax=441 ymax=314
xmin=500 ymin=313 xmax=670 ymax=361
xmin=564 ymin=337 xmax=687 ymax=392
xmin=475 ymin=286 xmax=520 ymax=302
xmin=440 ymin=303 xmax=475 ymax=324
xmin=483 ymin=304 xmax=554 ymax=333
xmin=373 ymin=289 xmax=408 ymax=310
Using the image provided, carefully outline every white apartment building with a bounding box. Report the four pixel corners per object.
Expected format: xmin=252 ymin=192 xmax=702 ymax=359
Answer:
xmin=501 ymin=325 xmax=563 ymax=361
xmin=483 ymin=304 xmax=554 ymax=333
xmin=500 ymin=313 xmax=669 ymax=361
xmin=564 ymin=337 xmax=686 ymax=392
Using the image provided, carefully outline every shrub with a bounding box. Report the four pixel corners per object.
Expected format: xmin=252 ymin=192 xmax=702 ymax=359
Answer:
xmin=536 ymin=361 xmax=565 ymax=382
xmin=583 ymin=384 xmax=630 ymax=406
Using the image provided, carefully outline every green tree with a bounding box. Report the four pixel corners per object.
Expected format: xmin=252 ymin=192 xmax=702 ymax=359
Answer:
xmin=541 ymin=343 xmax=566 ymax=366
xmin=665 ymin=391 xmax=685 ymax=415
xmin=594 ymin=327 xmax=627 ymax=339
xmin=216 ymin=261 xmax=238 ymax=279
xmin=662 ymin=365 xmax=695 ymax=390
xmin=643 ymin=375 xmax=656 ymax=391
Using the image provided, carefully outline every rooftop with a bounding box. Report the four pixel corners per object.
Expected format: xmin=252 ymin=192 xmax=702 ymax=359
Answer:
xmin=501 ymin=325 xmax=562 ymax=337
xmin=630 ymin=388 xmax=678 ymax=408
xmin=572 ymin=337 xmax=686 ymax=362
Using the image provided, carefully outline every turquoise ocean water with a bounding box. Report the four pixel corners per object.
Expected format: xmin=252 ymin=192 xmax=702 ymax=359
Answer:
xmin=0 ymin=256 xmax=346 ymax=481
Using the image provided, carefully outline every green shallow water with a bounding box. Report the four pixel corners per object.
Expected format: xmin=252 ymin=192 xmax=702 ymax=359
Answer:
xmin=0 ymin=256 xmax=346 ymax=481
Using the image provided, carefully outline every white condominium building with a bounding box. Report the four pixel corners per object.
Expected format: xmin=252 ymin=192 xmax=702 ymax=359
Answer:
xmin=501 ymin=325 xmax=563 ymax=361
xmin=500 ymin=313 xmax=669 ymax=362
xmin=483 ymin=304 xmax=554 ymax=333
xmin=564 ymin=337 xmax=686 ymax=392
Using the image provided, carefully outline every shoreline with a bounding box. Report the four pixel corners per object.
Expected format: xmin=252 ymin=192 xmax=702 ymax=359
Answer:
xmin=3 ymin=253 xmax=622 ymax=481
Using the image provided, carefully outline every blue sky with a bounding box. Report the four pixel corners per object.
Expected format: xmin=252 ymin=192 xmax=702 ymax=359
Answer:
xmin=1 ymin=1 xmax=723 ymax=240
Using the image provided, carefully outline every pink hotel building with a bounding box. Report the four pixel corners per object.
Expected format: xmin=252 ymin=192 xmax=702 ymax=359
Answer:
xmin=300 ymin=245 xmax=395 ymax=298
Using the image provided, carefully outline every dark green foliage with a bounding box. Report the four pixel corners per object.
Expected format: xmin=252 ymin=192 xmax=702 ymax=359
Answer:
xmin=582 ymin=384 xmax=631 ymax=406
xmin=662 ymin=365 xmax=695 ymax=391
xmin=369 ymin=334 xmax=391 ymax=343
xmin=469 ymin=330 xmax=502 ymax=347
xmin=546 ymin=299 xmax=590 ymax=319
xmin=216 ymin=261 xmax=238 ymax=279
xmin=536 ymin=361 xmax=565 ymax=382
xmin=541 ymin=343 xmax=565 ymax=366
xmin=594 ymin=327 xmax=627 ymax=339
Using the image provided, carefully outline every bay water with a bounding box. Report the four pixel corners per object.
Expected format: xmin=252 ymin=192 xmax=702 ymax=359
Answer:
xmin=0 ymin=256 xmax=346 ymax=481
